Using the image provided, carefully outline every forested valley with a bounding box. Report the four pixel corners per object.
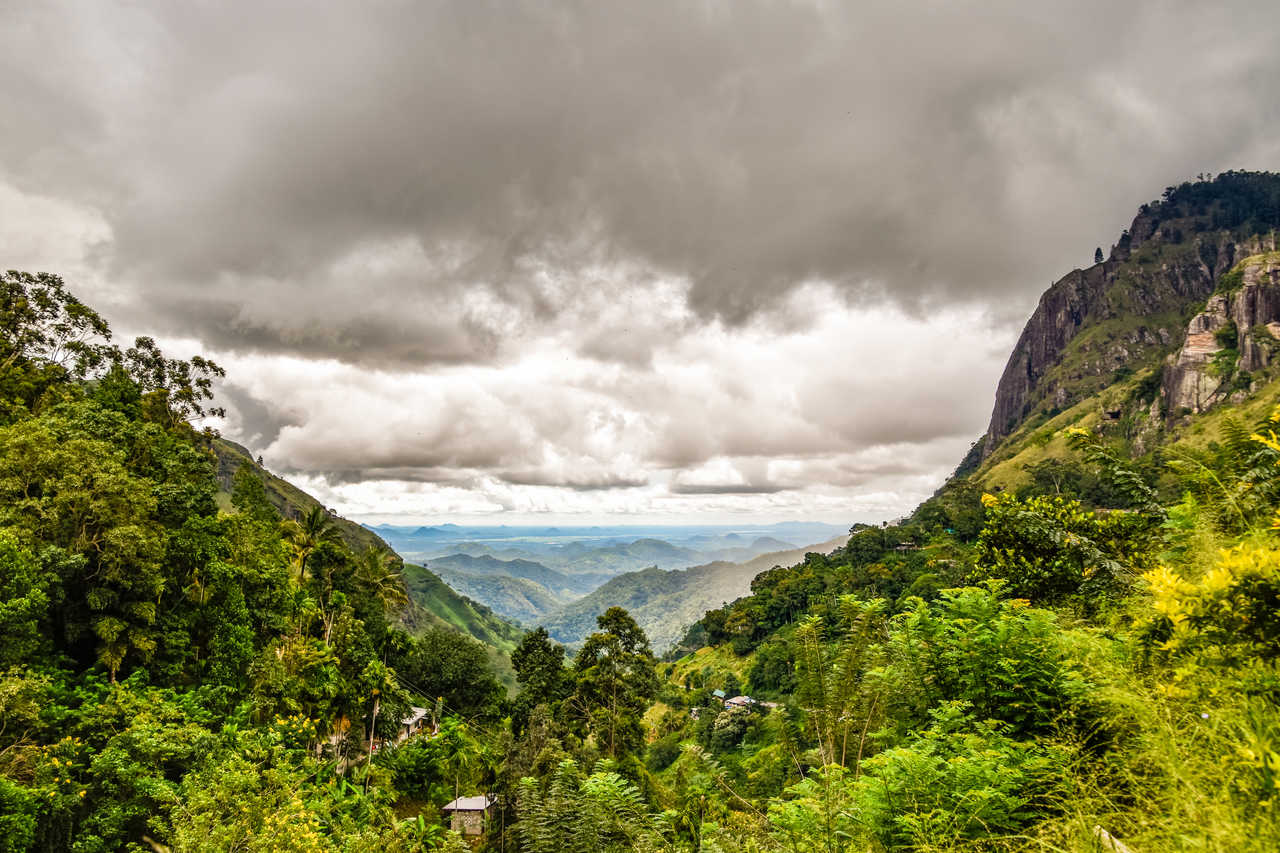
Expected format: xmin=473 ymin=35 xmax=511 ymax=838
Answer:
xmin=4 ymin=174 xmax=1280 ymax=852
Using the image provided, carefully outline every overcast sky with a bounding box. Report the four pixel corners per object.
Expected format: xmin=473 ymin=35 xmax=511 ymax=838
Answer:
xmin=4 ymin=0 xmax=1280 ymax=525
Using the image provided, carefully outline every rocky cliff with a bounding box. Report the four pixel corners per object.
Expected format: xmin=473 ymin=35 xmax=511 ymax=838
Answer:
xmin=1163 ymin=252 xmax=1280 ymax=414
xmin=981 ymin=172 xmax=1280 ymax=461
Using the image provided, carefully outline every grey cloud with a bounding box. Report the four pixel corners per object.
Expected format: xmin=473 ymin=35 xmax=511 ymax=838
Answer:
xmin=218 ymin=382 xmax=302 ymax=451
xmin=4 ymin=1 xmax=1280 ymax=367
xmin=496 ymin=471 xmax=649 ymax=491
xmin=669 ymin=483 xmax=788 ymax=495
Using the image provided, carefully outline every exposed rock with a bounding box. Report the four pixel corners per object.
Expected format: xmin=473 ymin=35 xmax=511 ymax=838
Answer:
xmin=1163 ymin=295 xmax=1232 ymax=413
xmin=1163 ymin=253 xmax=1280 ymax=415
xmin=983 ymin=220 xmax=1273 ymax=458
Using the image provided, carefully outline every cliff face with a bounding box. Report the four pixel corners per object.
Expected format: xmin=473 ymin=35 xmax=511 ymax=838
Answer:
xmin=982 ymin=193 xmax=1279 ymax=460
xmin=1163 ymin=253 xmax=1280 ymax=414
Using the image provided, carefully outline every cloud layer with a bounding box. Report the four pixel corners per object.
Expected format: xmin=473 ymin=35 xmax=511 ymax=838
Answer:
xmin=3 ymin=0 xmax=1280 ymax=521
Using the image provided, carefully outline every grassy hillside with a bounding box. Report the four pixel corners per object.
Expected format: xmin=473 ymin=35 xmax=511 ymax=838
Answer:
xmin=212 ymin=438 xmax=391 ymax=554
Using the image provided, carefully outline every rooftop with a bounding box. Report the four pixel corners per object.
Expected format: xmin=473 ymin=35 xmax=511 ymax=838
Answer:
xmin=443 ymin=795 xmax=496 ymax=811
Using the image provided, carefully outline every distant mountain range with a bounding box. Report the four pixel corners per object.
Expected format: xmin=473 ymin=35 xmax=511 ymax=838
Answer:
xmin=540 ymin=535 xmax=851 ymax=652
xmin=354 ymin=520 xmax=847 ymax=656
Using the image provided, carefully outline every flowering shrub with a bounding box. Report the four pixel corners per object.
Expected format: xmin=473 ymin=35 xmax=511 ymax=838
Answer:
xmin=1145 ymin=542 xmax=1280 ymax=684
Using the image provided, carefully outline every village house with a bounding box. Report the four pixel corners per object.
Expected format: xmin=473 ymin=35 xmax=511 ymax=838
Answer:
xmin=396 ymin=706 xmax=431 ymax=744
xmin=442 ymin=794 xmax=496 ymax=836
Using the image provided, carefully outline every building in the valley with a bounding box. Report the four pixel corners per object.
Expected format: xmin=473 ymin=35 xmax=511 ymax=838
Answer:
xmin=442 ymin=794 xmax=496 ymax=836
xmin=397 ymin=706 xmax=431 ymax=744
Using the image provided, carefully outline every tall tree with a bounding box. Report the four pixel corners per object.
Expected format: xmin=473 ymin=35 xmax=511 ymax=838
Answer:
xmin=279 ymin=506 xmax=342 ymax=583
xmin=510 ymin=627 xmax=572 ymax=735
xmin=570 ymin=608 xmax=659 ymax=761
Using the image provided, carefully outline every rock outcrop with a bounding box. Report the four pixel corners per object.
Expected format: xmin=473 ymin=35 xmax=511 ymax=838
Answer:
xmin=982 ymin=211 xmax=1278 ymax=459
xmin=1163 ymin=253 xmax=1280 ymax=414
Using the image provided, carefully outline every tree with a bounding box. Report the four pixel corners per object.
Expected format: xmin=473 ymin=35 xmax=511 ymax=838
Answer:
xmin=279 ymin=506 xmax=342 ymax=583
xmin=570 ymin=608 xmax=659 ymax=761
xmin=1095 ymin=246 xmax=1105 ymax=264
xmin=973 ymin=491 xmax=1154 ymax=604
xmin=230 ymin=465 xmax=278 ymax=524
xmin=516 ymin=759 xmax=665 ymax=853
xmin=353 ymin=546 xmax=408 ymax=614
xmin=0 ymin=270 xmax=113 ymax=394
xmin=116 ymin=336 xmax=225 ymax=426
xmin=510 ymin=628 xmax=572 ymax=735
xmin=393 ymin=629 xmax=503 ymax=721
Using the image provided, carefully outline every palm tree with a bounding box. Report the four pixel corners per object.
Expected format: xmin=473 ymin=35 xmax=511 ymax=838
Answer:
xmin=355 ymin=546 xmax=409 ymax=612
xmin=280 ymin=505 xmax=343 ymax=583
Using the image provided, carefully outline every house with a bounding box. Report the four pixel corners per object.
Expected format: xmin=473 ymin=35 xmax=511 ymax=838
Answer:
xmin=442 ymin=794 xmax=496 ymax=836
xmin=711 ymin=689 xmax=726 ymax=702
xmin=397 ymin=706 xmax=430 ymax=744
xmin=725 ymin=695 xmax=756 ymax=710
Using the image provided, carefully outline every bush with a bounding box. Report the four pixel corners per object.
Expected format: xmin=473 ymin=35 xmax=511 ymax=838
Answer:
xmin=1145 ymin=541 xmax=1280 ymax=694
xmin=883 ymin=584 xmax=1086 ymax=736
xmin=851 ymin=704 xmax=1071 ymax=849
xmin=974 ymin=492 xmax=1153 ymax=604
xmin=646 ymin=732 xmax=681 ymax=772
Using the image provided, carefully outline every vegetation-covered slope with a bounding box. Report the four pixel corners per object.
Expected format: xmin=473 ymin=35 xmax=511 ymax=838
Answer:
xmin=0 ymin=270 xmax=512 ymax=850
xmin=542 ymin=536 xmax=850 ymax=653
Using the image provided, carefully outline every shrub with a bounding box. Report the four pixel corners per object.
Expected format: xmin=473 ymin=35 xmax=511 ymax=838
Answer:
xmin=974 ymin=492 xmax=1153 ymax=604
xmin=1145 ymin=541 xmax=1280 ymax=694
xmin=851 ymin=705 xmax=1071 ymax=849
xmin=883 ymin=584 xmax=1086 ymax=736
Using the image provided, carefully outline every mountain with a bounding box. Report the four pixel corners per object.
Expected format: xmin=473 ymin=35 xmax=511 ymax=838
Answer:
xmin=540 ymin=534 xmax=850 ymax=653
xmin=971 ymin=171 xmax=1280 ymax=486
xmin=399 ymin=564 xmax=523 ymax=690
xmin=430 ymin=567 xmax=568 ymax=627
xmin=423 ymin=553 xmax=606 ymax=595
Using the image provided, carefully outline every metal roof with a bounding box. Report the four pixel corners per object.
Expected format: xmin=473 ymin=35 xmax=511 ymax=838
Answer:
xmin=443 ymin=795 xmax=495 ymax=811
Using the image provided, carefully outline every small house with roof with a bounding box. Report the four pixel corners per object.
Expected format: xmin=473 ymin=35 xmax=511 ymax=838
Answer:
xmin=442 ymin=794 xmax=496 ymax=836
xmin=397 ymin=706 xmax=430 ymax=744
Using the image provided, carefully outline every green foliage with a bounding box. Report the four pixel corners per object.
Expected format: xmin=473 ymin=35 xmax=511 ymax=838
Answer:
xmin=510 ymin=627 xmax=572 ymax=735
xmin=974 ymin=492 xmax=1154 ymax=604
xmin=0 ymin=276 xmax=507 ymax=851
xmin=516 ymin=758 xmax=667 ymax=853
xmin=1145 ymin=541 xmax=1280 ymax=693
xmin=793 ymin=597 xmax=887 ymax=766
xmin=850 ymin=705 xmax=1071 ymax=849
xmin=883 ymin=585 xmax=1086 ymax=737
xmin=569 ymin=608 xmax=659 ymax=761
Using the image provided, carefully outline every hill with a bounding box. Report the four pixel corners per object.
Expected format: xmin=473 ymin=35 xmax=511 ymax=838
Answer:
xmin=430 ymin=567 xmax=568 ymax=628
xmin=541 ymin=535 xmax=850 ymax=653
xmin=399 ymin=563 xmax=524 ymax=690
xmin=975 ymin=171 xmax=1280 ymax=476
xmin=212 ymin=438 xmax=523 ymax=688
xmin=423 ymin=552 xmax=605 ymax=595
xmin=212 ymin=438 xmax=391 ymax=554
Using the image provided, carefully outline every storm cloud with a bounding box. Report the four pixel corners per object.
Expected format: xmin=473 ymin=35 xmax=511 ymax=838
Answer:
xmin=3 ymin=0 xmax=1280 ymax=521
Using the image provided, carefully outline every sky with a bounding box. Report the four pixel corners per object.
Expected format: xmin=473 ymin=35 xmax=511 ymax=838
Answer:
xmin=3 ymin=0 xmax=1280 ymax=525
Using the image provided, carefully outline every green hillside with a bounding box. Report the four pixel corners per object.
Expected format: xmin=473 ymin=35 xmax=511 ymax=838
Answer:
xmin=542 ymin=535 xmax=849 ymax=653
xmin=211 ymin=437 xmax=391 ymax=554
xmin=398 ymin=563 xmax=523 ymax=690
